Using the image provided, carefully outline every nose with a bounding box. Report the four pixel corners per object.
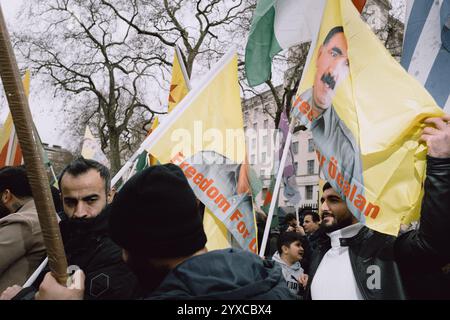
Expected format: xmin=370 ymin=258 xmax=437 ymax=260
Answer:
xmin=321 ymin=200 xmax=330 ymax=213
xmin=73 ymin=202 xmax=88 ymax=218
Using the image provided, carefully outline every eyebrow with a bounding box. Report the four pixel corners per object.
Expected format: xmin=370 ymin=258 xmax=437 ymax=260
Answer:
xmin=63 ymin=194 xmax=99 ymax=201
xmin=331 ymin=47 xmax=343 ymax=56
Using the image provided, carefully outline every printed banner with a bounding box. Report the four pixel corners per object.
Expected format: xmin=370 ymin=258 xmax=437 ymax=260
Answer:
xmin=291 ymin=0 xmax=443 ymax=236
xmin=148 ymin=53 xmax=258 ymax=253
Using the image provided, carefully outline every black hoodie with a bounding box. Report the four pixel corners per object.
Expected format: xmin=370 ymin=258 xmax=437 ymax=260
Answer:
xmin=147 ymin=248 xmax=296 ymax=300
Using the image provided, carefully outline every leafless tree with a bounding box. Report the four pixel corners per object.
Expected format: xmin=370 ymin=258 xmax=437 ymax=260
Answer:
xmin=13 ymin=0 xmax=171 ymax=174
xmin=101 ymin=0 xmax=256 ymax=78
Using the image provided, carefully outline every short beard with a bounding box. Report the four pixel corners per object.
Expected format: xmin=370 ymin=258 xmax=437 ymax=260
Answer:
xmin=126 ymin=253 xmax=171 ymax=296
xmin=320 ymin=213 xmax=354 ymax=234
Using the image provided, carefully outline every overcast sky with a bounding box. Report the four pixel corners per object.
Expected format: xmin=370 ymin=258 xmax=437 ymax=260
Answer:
xmin=1 ymin=0 xmax=67 ymax=149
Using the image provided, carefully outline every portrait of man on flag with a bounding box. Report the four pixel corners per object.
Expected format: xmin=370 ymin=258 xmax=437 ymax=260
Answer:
xmin=289 ymin=0 xmax=443 ymax=236
xmin=291 ymin=24 xmax=364 ymax=223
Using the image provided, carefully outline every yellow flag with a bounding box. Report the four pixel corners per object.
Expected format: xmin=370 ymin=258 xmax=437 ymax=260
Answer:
xmin=149 ymin=48 xmax=190 ymax=163
xmin=150 ymin=47 xmax=190 ymax=135
xmin=148 ymin=52 xmax=257 ymax=253
xmin=291 ymin=0 xmax=443 ymax=236
xmin=0 ymin=70 xmax=30 ymax=167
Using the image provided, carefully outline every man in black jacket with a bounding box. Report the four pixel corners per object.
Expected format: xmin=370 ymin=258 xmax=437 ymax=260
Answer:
xmin=1 ymin=157 xmax=140 ymax=300
xmin=306 ymin=115 xmax=450 ymax=299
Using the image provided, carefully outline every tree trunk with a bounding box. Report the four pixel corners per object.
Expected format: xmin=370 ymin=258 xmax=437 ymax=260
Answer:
xmin=108 ymin=129 xmax=122 ymax=176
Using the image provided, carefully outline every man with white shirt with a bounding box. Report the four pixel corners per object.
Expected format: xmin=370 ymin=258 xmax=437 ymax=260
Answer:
xmin=305 ymin=115 xmax=450 ymax=300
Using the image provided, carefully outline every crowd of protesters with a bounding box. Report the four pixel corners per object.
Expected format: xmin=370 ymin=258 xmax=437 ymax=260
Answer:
xmin=0 ymin=114 xmax=449 ymax=300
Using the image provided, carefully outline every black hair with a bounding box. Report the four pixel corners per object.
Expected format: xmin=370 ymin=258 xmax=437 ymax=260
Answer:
xmin=284 ymin=213 xmax=296 ymax=223
xmin=0 ymin=166 xmax=33 ymax=198
xmin=58 ymin=157 xmax=111 ymax=194
xmin=323 ymin=182 xmax=332 ymax=192
xmin=323 ymin=26 xmax=344 ymax=45
xmin=277 ymin=231 xmax=303 ymax=254
xmin=304 ymin=211 xmax=321 ymax=223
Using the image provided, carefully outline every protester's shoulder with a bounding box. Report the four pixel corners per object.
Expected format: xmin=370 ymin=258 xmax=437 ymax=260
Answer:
xmin=0 ymin=211 xmax=36 ymax=231
xmin=188 ymin=248 xmax=272 ymax=266
xmin=149 ymin=249 xmax=294 ymax=300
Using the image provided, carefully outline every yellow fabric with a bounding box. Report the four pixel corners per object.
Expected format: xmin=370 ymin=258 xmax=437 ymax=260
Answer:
xmin=204 ymin=207 xmax=230 ymax=251
xmin=149 ymin=55 xmax=249 ymax=249
xmin=296 ymin=1 xmax=443 ymax=236
xmin=0 ymin=71 xmax=30 ymax=167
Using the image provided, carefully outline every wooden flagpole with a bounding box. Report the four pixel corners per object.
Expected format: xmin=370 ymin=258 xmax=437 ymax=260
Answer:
xmin=0 ymin=7 xmax=68 ymax=284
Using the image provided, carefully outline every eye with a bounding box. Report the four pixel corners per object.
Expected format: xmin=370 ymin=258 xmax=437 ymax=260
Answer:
xmin=85 ymin=196 xmax=99 ymax=205
xmin=331 ymin=50 xmax=338 ymax=57
xmin=64 ymin=199 xmax=77 ymax=208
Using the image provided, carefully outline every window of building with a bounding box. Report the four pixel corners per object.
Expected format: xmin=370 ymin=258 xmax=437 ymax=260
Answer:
xmin=307 ymin=160 xmax=315 ymax=175
xmin=292 ymin=141 xmax=299 ymax=154
xmin=308 ymin=138 xmax=315 ymax=153
xmin=294 ymin=161 xmax=298 ymax=175
xmin=251 ymin=138 xmax=256 ymax=149
xmin=260 ymin=169 xmax=265 ymax=177
xmin=262 ymin=152 xmax=267 ymax=163
xmin=253 ymin=123 xmax=257 ymax=130
xmin=263 ymin=135 xmax=268 ymax=146
xmin=264 ymin=119 xmax=268 ymax=129
xmin=306 ymin=185 xmax=313 ymax=200
xmin=251 ymin=154 xmax=256 ymax=164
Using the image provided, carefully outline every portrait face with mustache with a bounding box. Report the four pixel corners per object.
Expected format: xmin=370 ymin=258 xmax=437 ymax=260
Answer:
xmin=312 ymin=26 xmax=350 ymax=118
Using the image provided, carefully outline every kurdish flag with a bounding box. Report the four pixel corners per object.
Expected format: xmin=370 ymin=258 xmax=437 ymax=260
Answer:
xmin=245 ymin=0 xmax=326 ymax=87
xmin=245 ymin=0 xmax=367 ymax=87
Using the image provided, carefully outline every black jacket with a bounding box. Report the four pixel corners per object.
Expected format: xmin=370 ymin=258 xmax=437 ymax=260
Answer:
xmin=147 ymin=248 xmax=296 ymax=300
xmin=305 ymin=156 xmax=450 ymax=300
xmin=15 ymin=206 xmax=141 ymax=300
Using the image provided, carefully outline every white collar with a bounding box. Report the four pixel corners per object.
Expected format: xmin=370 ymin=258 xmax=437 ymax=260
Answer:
xmin=327 ymin=223 xmax=364 ymax=248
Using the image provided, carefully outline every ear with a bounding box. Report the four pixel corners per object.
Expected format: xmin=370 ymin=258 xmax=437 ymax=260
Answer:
xmin=317 ymin=45 xmax=324 ymax=64
xmin=1 ymin=189 xmax=12 ymax=204
xmin=281 ymin=244 xmax=289 ymax=255
xmin=106 ymin=187 xmax=115 ymax=204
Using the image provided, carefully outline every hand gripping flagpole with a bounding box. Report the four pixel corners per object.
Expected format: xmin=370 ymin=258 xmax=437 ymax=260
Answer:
xmin=0 ymin=8 xmax=68 ymax=284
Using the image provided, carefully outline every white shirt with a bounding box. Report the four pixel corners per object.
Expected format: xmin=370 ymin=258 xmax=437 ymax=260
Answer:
xmin=311 ymin=223 xmax=365 ymax=300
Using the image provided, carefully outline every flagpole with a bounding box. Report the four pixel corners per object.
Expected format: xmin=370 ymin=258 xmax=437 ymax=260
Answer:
xmin=257 ymin=7 xmax=327 ymax=256
xmin=111 ymin=48 xmax=237 ymax=186
xmin=175 ymin=45 xmax=192 ymax=90
xmin=259 ymin=121 xmax=294 ymax=257
xmin=0 ymin=7 xmax=68 ymax=284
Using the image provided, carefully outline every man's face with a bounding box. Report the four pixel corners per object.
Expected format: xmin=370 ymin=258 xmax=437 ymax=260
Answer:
xmin=313 ymin=31 xmax=349 ymax=111
xmin=287 ymin=218 xmax=297 ymax=227
xmin=303 ymin=214 xmax=320 ymax=234
xmin=320 ymin=187 xmax=354 ymax=233
xmin=284 ymin=240 xmax=304 ymax=263
xmin=60 ymin=169 xmax=110 ymax=219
